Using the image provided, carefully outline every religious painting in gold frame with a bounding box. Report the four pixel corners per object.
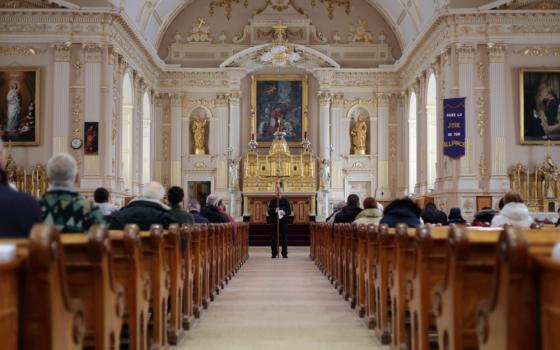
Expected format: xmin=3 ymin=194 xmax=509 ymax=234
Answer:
xmin=0 ymin=67 xmax=40 ymax=146
xmin=251 ymin=74 xmax=308 ymax=147
xmin=519 ymin=68 xmax=560 ymax=144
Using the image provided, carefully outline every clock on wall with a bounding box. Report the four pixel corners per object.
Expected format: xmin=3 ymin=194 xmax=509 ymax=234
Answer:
xmin=71 ymin=138 xmax=83 ymax=150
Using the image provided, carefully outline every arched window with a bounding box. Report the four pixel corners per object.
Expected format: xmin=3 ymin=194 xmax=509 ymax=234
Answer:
xmin=426 ymin=74 xmax=437 ymax=191
xmin=142 ymin=92 xmax=151 ymax=185
xmin=121 ymin=73 xmax=133 ymax=192
xmin=408 ymin=92 xmax=417 ymax=195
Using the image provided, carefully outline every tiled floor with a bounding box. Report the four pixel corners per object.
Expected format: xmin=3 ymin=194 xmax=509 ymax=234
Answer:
xmin=176 ymin=247 xmax=383 ymax=350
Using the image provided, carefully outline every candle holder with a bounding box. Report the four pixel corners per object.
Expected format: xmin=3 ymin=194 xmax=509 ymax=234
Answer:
xmin=248 ymin=135 xmax=258 ymax=151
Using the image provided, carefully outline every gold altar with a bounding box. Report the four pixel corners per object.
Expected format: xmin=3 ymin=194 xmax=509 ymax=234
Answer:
xmin=242 ymin=133 xmax=316 ymax=192
xmin=242 ymin=132 xmax=317 ymax=223
xmin=509 ymin=155 xmax=560 ymax=212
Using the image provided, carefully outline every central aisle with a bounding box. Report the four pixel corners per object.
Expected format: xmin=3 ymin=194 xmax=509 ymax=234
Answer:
xmin=177 ymin=247 xmax=382 ymax=350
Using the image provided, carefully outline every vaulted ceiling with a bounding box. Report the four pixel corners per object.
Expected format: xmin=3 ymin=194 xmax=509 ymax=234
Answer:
xmin=51 ymin=0 xmax=501 ymax=55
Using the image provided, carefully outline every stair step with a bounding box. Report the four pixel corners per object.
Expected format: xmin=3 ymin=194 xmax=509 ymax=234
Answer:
xmin=249 ymin=223 xmax=310 ymax=246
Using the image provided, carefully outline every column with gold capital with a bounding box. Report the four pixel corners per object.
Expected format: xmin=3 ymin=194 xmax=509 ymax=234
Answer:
xmin=170 ymin=93 xmax=183 ymax=186
xmin=318 ymin=91 xmax=331 ymax=162
xmin=82 ymin=43 xmax=104 ymax=188
xmin=229 ymin=92 xmax=241 ymax=158
xmin=377 ymin=93 xmax=391 ymax=199
xmin=52 ymin=42 xmax=71 ymax=154
xmin=487 ymin=43 xmax=509 ymax=191
xmin=456 ymin=44 xmax=477 ymax=182
xmin=318 ymin=91 xmax=331 ymax=220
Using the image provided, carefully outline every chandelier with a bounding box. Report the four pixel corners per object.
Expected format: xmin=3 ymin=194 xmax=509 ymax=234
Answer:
xmin=259 ymin=22 xmax=302 ymax=67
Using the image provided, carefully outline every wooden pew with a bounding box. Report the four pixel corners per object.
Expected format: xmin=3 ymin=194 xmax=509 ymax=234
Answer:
xmin=477 ymin=227 xmax=560 ymax=350
xmin=182 ymin=225 xmax=195 ymax=329
xmin=0 ymin=254 xmax=19 ymax=350
xmin=61 ymin=226 xmax=125 ymax=350
xmin=0 ymin=224 xmax=85 ymax=350
xmin=387 ymin=224 xmax=416 ymax=350
xmin=365 ymin=224 xmax=379 ymax=329
xmin=334 ymin=224 xmax=344 ymax=292
xmin=200 ymin=224 xmax=210 ymax=310
xmin=162 ymin=224 xmax=184 ymax=345
xmin=534 ymin=254 xmax=560 ymax=350
xmin=346 ymin=224 xmax=358 ymax=309
xmin=373 ymin=224 xmax=396 ymax=344
xmin=191 ymin=225 xmax=203 ymax=318
xmin=109 ymin=225 xmax=150 ymax=350
xmin=218 ymin=223 xmax=226 ymax=289
xmin=406 ymin=225 xmax=448 ymax=350
xmin=139 ymin=225 xmax=170 ymax=349
xmin=432 ymin=226 xmax=501 ymax=350
xmin=207 ymin=224 xmax=217 ymax=301
xmin=355 ymin=224 xmax=368 ymax=317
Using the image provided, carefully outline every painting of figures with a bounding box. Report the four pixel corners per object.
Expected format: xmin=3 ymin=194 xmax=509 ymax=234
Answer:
xmin=520 ymin=68 xmax=560 ymax=144
xmin=0 ymin=67 xmax=40 ymax=146
xmin=252 ymin=75 xmax=308 ymax=146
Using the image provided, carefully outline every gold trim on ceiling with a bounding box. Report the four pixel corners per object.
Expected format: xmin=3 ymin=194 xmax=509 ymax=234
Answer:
xmin=209 ymin=0 xmax=249 ymax=20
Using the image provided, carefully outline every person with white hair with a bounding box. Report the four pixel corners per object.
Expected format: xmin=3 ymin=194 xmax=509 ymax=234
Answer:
xmin=109 ymin=181 xmax=176 ymax=230
xmin=326 ymin=201 xmax=346 ymax=223
xmin=40 ymin=152 xmax=105 ymax=233
xmin=200 ymin=193 xmax=229 ymax=223
xmin=0 ymin=138 xmax=42 ymax=237
xmin=187 ymin=199 xmax=209 ymax=224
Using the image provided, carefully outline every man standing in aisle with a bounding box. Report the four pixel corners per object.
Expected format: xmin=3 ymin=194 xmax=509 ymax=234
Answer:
xmin=268 ymin=185 xmax=291 ymax=258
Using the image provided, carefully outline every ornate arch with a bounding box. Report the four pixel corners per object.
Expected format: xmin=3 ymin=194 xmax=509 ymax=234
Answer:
xmin=219 ymin=43 xmax=340 ymax=74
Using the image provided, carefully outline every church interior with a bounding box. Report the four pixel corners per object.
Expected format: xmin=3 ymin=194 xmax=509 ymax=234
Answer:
xmin=1 ymin=0 xmax=560 ymax=349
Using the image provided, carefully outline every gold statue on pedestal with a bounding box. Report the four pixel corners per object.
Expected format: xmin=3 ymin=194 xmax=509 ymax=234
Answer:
xmin=351 ymin=117 xmax=368 ymax=155
xmin=192 ymin=118 xmax=207 ymax=155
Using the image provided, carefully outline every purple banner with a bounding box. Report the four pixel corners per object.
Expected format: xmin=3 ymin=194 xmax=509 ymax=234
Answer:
xmin=443 ymin=97 xmax=466 ymax=158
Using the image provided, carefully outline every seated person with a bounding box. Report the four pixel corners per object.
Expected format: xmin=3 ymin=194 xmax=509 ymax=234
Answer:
xmin=41 ymin=153 xmax=105 ymax=233
xmin=354 ymin=197 xmax=383 ymax=225
xmin=491 ymin=192 xmax=534 ymax=228
xmin=326 ymin=201 xmax=346 ymax=223
xmin=109 ymin=182 xmax=175 ymax=230
xmin=447 ymin=207 xmax=467 ymax=224
xmin=472 ymin=207 xmax=498 ymax=227
xmin=379 ymin=197 xmax=422 ymax=228
xmin=0 ymin=139 xmax=42 ymax=237
xmin=94 ymin=187 xmax=118 ymax=217
xmin=219 ymin=201 xmax=237 ymax=241
xmin=167 ymin=186 xmax=194 ymax=225
xmin=187 ymin=199 xmax=209 ymax=224
xmin=200 ymin=194 xmax=229 ymax=223
xmin=421 ymin=203 xmax=447 ymax=225
xmin=333 ymin=194 xmax=363 ymax=224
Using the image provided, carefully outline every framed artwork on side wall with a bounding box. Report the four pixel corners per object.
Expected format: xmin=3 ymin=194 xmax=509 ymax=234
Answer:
xmin=0 ymin=67 xmax=40 ymax=146
xmin=519 ymin=68 xmax=560 ymax=144
xmin=84 ymin=122 xmax=99 ymax=154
